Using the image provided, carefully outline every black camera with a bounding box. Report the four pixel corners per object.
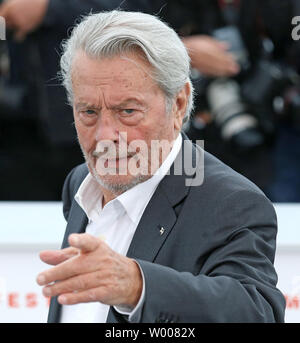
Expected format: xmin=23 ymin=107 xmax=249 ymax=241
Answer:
xmin=241 ymin=57 xmax=300 ymax=134
xmin=190 ymin=25 xmax=265 ymax=154
xmin=190 ymin=25 xmax=300 ymax=154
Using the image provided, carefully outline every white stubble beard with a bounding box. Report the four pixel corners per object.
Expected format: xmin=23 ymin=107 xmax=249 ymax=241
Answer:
xmin=79 ymin=143 xmax=151 ymax=196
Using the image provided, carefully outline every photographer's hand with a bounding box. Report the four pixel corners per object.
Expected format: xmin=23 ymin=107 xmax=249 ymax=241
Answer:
xmin=182 ymin=35 xmax=240 ymax=77
xmin=0 ymin=0 xmax=48 ymax=41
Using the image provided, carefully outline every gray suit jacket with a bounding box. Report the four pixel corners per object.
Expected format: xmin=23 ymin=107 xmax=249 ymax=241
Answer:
xmin=47 ymin=136 xmax=285 ymax=323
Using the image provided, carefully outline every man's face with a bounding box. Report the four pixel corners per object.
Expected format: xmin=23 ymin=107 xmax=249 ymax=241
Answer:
xmin=71 ymin=50 xmax=187 ymax=195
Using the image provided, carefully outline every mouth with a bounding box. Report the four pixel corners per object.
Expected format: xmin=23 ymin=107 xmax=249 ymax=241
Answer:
xmin=92 ymin=153 xmax=136 ymax=161
xmin=92 ymin=149 xmax=136 ymax=159
xmin=93 ymin=153 xmax=137 ymax=171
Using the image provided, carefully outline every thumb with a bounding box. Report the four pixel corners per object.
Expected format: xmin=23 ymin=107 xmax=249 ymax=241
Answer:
xmin=68 ymin=233 xmax=100 ymax=253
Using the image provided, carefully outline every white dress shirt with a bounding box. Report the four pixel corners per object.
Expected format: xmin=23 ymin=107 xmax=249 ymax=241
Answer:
xmin=60 ymin=133 xmax=182 ymax=323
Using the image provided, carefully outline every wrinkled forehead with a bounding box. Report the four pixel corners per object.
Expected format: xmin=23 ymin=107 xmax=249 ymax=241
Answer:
xmin=71 ymin=48 xmax=152 ymax=78
xmin=70 ymin=50 xmax=161 ymax=98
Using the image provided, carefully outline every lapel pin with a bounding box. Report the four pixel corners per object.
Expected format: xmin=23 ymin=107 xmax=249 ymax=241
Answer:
xmin=159 ymin=226 xmax=165 ymax=235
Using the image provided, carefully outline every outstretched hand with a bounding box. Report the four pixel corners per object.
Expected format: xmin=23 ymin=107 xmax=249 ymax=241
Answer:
xmin=37 ymin=233 xmax=143 ymax=308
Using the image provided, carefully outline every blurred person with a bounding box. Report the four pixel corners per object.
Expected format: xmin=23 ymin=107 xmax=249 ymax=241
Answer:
xmin=262 ymin=0 xmax=300 ymax=202
xmin=155 ymin=0 xmax=298 ymax=197
xmin=0 ymin=0 xmax=152 ymax=200
xmin=36 ymin=10 xmax=285 ymax=323
xmin=0 ymin=0 xmax=153 ymax=40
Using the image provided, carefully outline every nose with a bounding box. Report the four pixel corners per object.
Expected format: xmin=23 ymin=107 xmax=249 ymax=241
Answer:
xmin=95 ymin=110 xmax=119 ymax=144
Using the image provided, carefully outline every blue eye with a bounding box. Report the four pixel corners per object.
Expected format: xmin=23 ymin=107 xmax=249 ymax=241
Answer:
xmin=85 ymin=110 xmax=96 ymax=115
xmin=123 ymin=109 xmax=135 ymax=115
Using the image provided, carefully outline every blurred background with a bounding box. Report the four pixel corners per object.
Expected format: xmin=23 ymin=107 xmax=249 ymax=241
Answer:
xmin=0 ymin=0 xmax=300 ymax=202
xmin=0 ymin=0 xmax=299 ymax=323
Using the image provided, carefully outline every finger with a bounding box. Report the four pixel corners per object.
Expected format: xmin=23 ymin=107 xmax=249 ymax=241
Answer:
xmin=39 ymin=247 xmax=79 ymax=266
xmin=57 ymin=287 xmax=108 ymax=306
xmin=37 ymin=235 xmax=104 ymax=286
xmin=69 ymin=233 xmax=100 ymax=253
xmin=36 ymin=243 xmax=101 ymax=286
xmin=215 ymin=40 xmax=230 ymax=50
xmin=42 ymin=270 xmax=109 ymax=298
xmin=222 ymin=57 xmax=240 ymax=75
xmin=210 ymin=53 xmax=240 ymax=76
xmin=36 ymin=256 xmax=81 ymax=286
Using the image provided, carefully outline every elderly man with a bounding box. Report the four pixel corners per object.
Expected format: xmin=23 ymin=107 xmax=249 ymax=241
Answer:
xmin=36 ymin=10 xmax=285 ymax=323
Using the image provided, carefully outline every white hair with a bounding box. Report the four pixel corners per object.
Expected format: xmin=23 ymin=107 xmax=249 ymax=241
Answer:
xmin=60 ymin=10 xmax=194 ymax=122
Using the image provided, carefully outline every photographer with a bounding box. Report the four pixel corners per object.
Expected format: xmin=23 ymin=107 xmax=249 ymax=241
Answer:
xmin=157 ymin=0 xmax=299 ymax=196
xmin=264 ymin=0 xmax=300 ymax=202
xmin=0 ymin=0 xmax=151 ymax=200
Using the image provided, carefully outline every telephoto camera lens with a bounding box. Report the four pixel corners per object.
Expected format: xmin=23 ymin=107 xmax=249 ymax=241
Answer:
xmin=207 ymin=78 xmax=264 ymax=153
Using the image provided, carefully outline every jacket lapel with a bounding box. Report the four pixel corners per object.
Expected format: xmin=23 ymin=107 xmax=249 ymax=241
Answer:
xmin=127 ymin=189 xmax=177 ymax=261
xmin=125 ymin=135 xmax=197 ymax=262
xmin=61 ymin=201 xmax=88 ymax=248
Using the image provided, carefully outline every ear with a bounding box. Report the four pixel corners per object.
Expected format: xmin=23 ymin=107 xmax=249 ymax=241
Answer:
xmin=173 ymin=82 xmax=191 ymax=131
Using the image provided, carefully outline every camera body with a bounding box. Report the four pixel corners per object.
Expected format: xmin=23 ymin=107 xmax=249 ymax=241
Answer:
xmin=191 ymin=25 xmax=300 ymax=154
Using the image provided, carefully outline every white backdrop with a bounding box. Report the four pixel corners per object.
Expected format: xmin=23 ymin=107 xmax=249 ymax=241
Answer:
xmin=0 ymin=202 xmax=299 ymax=323
xmin=0 ymin=202 xmax=65 ymax=323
